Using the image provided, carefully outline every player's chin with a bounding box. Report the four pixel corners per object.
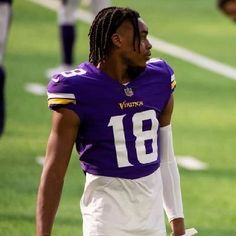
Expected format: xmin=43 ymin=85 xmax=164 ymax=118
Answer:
xmin=138 ymin=57 xmax=150 ymax=67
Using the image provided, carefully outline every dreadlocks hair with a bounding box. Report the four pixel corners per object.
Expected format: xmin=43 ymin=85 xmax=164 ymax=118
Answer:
xmin=217 ymin=0 xmax=236 ymax=9
xmin=88 ymin=7 xmax=141 ymax=66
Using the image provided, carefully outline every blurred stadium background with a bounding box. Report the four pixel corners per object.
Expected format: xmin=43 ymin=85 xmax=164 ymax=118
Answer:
xmin=0 ymin=0 xmax=236 ymax=235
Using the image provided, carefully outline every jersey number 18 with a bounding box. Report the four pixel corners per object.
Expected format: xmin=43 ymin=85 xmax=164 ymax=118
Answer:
xmin=108 ymin=110 xmax=159 ymax=168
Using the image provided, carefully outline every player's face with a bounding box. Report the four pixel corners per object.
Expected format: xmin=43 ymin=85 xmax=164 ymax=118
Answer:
xmin=118 ymin=18 xmax=152 ymax=68
xmin=223 ymin=2 xmax=236 ymax=21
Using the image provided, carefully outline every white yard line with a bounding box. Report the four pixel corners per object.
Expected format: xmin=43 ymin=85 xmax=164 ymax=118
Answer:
xmin=24 ymin=83 xmax=46 ymax=96
xmin=177 ymin=156 xmax=208 ymax=171
xmin=149 ymin=36 xmax=236 ymax=81
xmin=30 ymin=0 xmax=60 ymax=10
xmin=29 ymin=0 xmax=236 ymax=81
xmin=35 ymin=156 xmax=45 ymax=166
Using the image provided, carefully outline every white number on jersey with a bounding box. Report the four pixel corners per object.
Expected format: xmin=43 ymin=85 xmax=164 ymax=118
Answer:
xmin=108 ymin=110 xmax=159 ymax=168
xmin=60 ymin=68 xmax=86 ymax=78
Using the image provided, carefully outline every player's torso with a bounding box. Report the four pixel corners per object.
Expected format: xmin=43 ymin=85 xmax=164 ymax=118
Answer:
xmin=47 ymin=60 xmax=173 ymax=179
xmin=71 ymin=61 xmax=172 ymax=179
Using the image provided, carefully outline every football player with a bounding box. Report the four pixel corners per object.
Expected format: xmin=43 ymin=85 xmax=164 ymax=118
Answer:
xmin=37 ymin=6 xmax=188 ymax=236
xmin=218 ymin=0 xmax=236 ymax=21
xmin=0 ymin=0 xmax=12 ymax=136
xmin=46 ymin=0 xmax=111 ymax=79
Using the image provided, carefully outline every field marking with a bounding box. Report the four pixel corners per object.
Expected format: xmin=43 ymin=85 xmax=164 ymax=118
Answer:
xmin=149 ymin=36 xmax=236 ymax=81
xmin=29 ymin=0 xmax=236 ymax=81
xmin=35 ymin=155 xmax=208 ymax=171
xmin=176 ymin=156 xmax=208 ymax=171
xmin=36 ymin=155 xmax=208 ymax=171
xmin=24 ymin=83 xmax=46 ymax=96
xmin=36 ymin=156 xmax=45 ymax=166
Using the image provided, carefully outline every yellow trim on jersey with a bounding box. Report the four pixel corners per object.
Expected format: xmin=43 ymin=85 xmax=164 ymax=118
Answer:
xmin=48 ymin=98 xmax=76 ymax=106
xmin=171 ymin=80 xmax=177 ymax=90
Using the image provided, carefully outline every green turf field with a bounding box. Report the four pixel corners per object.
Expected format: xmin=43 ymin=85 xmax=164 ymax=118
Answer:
xmin=0 ymin=0 xmax=236 ymax=235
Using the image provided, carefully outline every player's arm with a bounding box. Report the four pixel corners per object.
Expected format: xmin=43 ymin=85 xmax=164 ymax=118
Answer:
xmin=36 ymin=108 xmax=79 ymax=236
xmin=159 ymin=94 xmax=185 ymax=236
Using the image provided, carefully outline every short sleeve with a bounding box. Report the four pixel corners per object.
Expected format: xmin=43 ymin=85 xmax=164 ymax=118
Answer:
xmin=47 ymin=74 xmax=77 ymax=110
xmin=162 ymin=60 xmax=176 ymax=93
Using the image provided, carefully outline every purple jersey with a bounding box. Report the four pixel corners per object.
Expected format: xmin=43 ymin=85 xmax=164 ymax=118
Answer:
xmin=47 ymin=58 xmax=176 ymax=179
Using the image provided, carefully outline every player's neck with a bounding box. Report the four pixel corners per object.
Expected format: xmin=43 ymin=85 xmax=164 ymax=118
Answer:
xmin=98 ymin=60 xmax=131 ymax=84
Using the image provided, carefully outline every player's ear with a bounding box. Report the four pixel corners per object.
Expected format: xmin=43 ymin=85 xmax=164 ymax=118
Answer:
xmin=111 ymin=33 xmax=122 ymax=48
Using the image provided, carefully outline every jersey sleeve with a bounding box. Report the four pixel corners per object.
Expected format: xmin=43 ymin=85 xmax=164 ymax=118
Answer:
xmin=162 ymin=60 xmax=176 ymax=93
xmin=47 ymin=73 xmax=77 ymax=110
xmin=147 ymin=58 xmax=176 ymax=93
